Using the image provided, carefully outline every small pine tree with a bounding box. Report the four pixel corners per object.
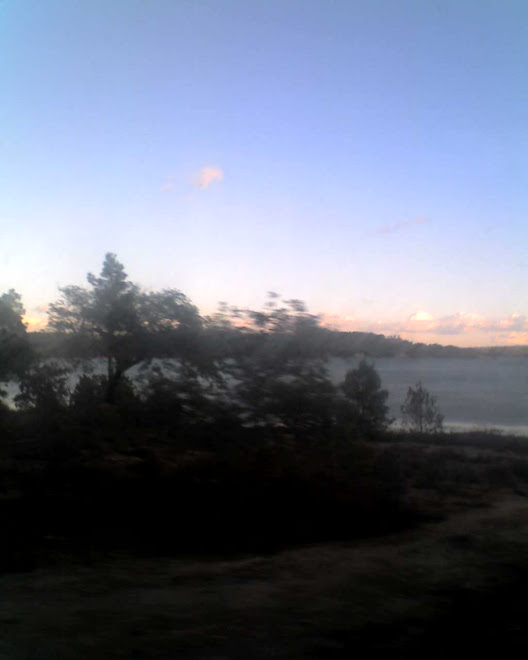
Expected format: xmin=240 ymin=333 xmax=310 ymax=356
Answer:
xmin=401 ymin=381 xmax=443 ymax=433
xmin=341 ymin=359 xmax=392 ymax=435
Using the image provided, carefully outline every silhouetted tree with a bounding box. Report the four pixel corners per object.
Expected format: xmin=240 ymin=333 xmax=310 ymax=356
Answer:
xmin=48 ymin=253 xmax=203 ymax=403
xmin=401 ymin=381 xmax=443 ymax=433
xmin=340 ymin=359 xmax=392 ymax=435
xmin=0 ymin=290 xmax=33 ymax=387
xmin=14 ymin=361 xmax=69 ymax=414
xmin=69 ymin=374 xmax=106 ymax=422
xmin=214 ymin=294 xmax=336 ymax=434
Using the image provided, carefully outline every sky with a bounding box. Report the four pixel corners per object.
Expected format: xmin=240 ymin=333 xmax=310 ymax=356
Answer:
xmin=1 ymin=0 xmax=527 ymax=346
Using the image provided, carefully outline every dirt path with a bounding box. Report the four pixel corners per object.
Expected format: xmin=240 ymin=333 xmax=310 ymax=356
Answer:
xmin=2 ymin=495 xmax=528 ymax=659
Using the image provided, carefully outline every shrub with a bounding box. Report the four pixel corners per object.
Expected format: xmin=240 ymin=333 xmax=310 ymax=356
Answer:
xmin=401 ymin=381 xmax=443 ymax=433
xmin=14 ymin=361 xmax=69 ymax=415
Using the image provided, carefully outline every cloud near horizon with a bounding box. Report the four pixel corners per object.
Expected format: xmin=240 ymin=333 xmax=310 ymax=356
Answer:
xmin=320 ymin=311 xmax=528 ymax=346
xmin=22 ymin=305 xmax=528 ymax=347
xmin=409 ymin=310 xmax=435 ymax=322
xmin=375 ymin=217 xmax=428 ymax=235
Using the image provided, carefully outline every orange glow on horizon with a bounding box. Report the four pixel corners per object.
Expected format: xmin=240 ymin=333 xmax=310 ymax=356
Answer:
xmin=19 ymin=309 xmax=528 ymax=348
xmin=23 ymin=315 xmax=48 ymax=331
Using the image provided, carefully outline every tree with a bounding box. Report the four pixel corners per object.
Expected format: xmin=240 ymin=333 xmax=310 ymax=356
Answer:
xmin=401 ymin=381 xmax=443 ymax=433
xmin=340 ymin=359 xmax=392 ymax=435
xmin=0 ymin=290 xmax=33 ymax=386
xmin=211 ymin=293 xmax=336 ymax=434
xmin=14 ymin=361 xmax=69 ymax=414
xmin=48 ymin=253 xmax=203 ymax=403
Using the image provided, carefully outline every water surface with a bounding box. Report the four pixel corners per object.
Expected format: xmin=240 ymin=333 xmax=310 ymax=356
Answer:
xmin=4 ymin=357 xmax=527 ymax=435
xmin=329 ymin=357 xmax=528 ymax=434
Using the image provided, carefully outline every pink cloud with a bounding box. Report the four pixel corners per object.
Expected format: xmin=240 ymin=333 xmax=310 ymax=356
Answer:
xmin=160 ymin=165 xmax=224 ymax=193
xmin=192 ymin=165 xmax=224 ymax=190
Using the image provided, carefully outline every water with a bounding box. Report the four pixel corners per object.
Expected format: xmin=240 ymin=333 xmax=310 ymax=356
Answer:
xmin=329 ymin=357 xmax=528 ymax=435
xmin=4 ymin=357 xmax=528 ymax=435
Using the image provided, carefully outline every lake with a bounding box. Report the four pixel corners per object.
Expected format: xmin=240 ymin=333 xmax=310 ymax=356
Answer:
xmin=4 ymin=357 xmax=528 ymax=435
xmin=328 ymin=357 xmax=528 ymax=435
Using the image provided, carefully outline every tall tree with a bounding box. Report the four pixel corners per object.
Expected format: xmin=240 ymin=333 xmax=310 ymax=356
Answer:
xmin=340 ymin=359 xmax=392 ymax=435
xmin=48 ymin=253 xmax=202 ymax=402
xmin=0 ymin=290 xmax=33 ymax=385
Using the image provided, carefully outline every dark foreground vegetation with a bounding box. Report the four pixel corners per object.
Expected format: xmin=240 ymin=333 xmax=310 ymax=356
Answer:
xmin=2 ymin=255 xmax=528 ymax=657
xmin=0 ymin=411 xmax=407 ymax=569
xmin=1 ymin=254 xmax=435 ymax=569
xmin=3 ymin=425 xmax=528 ymax=658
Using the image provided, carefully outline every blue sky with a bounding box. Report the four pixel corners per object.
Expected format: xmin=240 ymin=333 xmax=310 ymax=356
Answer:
xmin=1 ymin=0 xmax=527 ymax=345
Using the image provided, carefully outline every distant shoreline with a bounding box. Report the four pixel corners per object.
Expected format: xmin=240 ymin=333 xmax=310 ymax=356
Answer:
xmin=390 ymin=421 xmax=528 ymax=438
xmin=28 ymin=329 xmax=528 ymax=360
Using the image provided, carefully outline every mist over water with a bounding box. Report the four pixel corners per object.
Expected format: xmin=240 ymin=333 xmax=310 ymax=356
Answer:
xmin=4 ymin=356 xmax=527 ymax=435
xmin=328 ymin=357 xmax=528 ymax=434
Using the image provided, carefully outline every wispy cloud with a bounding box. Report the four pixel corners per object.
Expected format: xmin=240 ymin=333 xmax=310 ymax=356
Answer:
xmin=375 ymin=217 xmax=428 ymax=235
xmin=159 ymin=171 xmax=178 ymax=193
xmin=159 ymin=181 xmax=175 ymax=193
xmin=192 ymin=165 xmax=224 ymax=190
xmin=160 ymin=165 xmax=224 ymax=193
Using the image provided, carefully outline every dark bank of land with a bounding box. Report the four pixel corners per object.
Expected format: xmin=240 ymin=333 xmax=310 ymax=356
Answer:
xmin=2 ymin=255 xmax=528 ymax=656
xmin=27 ymin=325 xmax=528 ymax=361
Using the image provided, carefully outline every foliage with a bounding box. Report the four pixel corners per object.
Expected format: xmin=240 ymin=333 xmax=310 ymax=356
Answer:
xmin=234 ymin=357 xmax=336 ymax=432
xmin=212 ymin=294 xmax=336 ymax=434
xmin=137 ymin=363 xmax=229 ymax=429
xmin=48 ymin=253 xmax=203 ymax=402
xmin=340 ymin=359 xmax=392 ymax=435
xmin=68 ymin=373 xmax=141 ymax=431
xmin=0 ymin=290 xmax=33 ymax=383
xmin=0 ymin=290 xmax=25 ymax=332
xmin=14 ymin=361 xmax=70 ymax=413
xmin=69 ymin=374 xmax=108 ymax=425
xmin=401 ymin=381 xmax=444 ymax=433
xmin=70 ymin=373 xmax=107 ymax=407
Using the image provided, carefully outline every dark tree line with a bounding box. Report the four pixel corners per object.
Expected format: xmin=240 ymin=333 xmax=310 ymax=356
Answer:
xmin=1 ymin=254 xmax=445 ymax=440
xmin=0 ymin=255 xmax=449 ymax=571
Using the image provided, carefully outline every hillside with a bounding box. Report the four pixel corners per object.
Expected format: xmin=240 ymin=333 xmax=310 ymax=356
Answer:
xmin=28 ymin=327 xmax=528 ymax=360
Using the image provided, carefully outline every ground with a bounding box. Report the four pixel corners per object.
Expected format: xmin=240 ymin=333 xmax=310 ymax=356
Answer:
xmin=2 ymin=490 xmax=528 ymax=659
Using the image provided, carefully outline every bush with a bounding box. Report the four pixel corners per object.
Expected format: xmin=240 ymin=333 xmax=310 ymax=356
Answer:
xmin=401 ymin=381 xmax=443 ymax=433
xmin=14 ymin=361 xmax=69 ymax=415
